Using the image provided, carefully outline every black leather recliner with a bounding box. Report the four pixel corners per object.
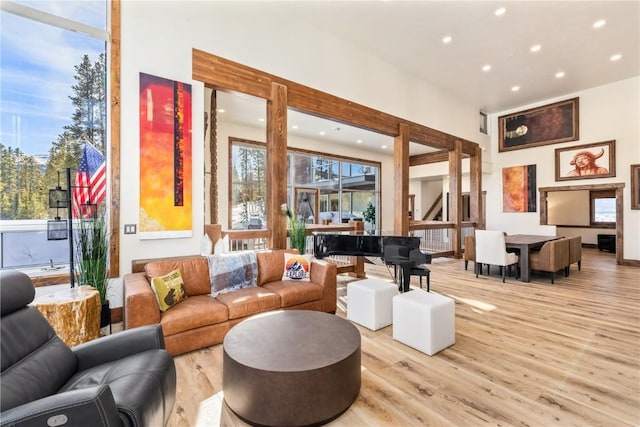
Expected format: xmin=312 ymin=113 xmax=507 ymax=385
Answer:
xmin=0 ymin=270 xmax=176 ymax=427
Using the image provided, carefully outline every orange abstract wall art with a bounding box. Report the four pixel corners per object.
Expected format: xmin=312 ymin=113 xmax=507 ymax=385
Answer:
xmin=502 ymin=165 xmax=537 ymax=213
xmin=139 ymin=73 xmax=192 ymax=238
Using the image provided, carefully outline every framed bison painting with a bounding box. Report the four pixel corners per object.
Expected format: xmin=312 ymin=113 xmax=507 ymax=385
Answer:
xmin=555 ymin=141 xmax=615 ymax=182
xmin=498 ymin=97 xmax=579 ymax=152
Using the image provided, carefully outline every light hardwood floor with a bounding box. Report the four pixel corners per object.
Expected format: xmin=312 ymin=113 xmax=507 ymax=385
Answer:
xmin=165 ymin=248 xmax=639 ymax=427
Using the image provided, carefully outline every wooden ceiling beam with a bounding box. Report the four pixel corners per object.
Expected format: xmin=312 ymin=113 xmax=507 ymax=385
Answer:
xmin=410 ymin=150 xmax=472 ymax=166
xmin=409 ymin=151 xmax=450 ymax=166
xmin=193 ymin=48 xmax=479 ymax=152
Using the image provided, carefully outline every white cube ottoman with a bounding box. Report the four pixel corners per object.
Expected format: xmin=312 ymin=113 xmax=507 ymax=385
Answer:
xmin=392 ymin=290 xmax=455 ymax=355
xmin=347 ymin=278 xmax=398 ymax=331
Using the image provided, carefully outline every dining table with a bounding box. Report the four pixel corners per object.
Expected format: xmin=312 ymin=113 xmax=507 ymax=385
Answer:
xmin=505 ymin=234 xmax=562 ymax=282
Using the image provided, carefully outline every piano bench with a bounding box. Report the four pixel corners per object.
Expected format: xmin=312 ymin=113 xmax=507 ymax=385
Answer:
xmin=393 ymin=290 xmax=455 ymax=356
xmin=410 ymin=266 xmax=431 ymax=292
xmin=347 ymin=279 xmax=398 ymax=331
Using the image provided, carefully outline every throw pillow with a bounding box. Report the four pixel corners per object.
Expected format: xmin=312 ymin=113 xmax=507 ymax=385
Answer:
xmin=282 ymin=253 xmax=313 ymax=281
xmin=150 ymin=268 xmax=188 ymax=312
xmin=207 ymin=252 xmax=258 ymax=296
xmin=200 ymin=233 xmax=213 ymax=256
xmin=214 ymin=234 xmax=230 ymax=255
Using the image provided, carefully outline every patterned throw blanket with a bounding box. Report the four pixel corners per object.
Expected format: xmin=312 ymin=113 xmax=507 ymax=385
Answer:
xmin=205 ymin=252 xmax=258 ymax=296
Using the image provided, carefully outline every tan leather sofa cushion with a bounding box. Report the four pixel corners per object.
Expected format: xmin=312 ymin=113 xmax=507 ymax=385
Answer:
xmin=216 ymin=287 xmax=281 ymax=319
xmin=262 ymin=281 xmax=323 ymax=307
xmin=146 ymin=257 xmax=211 ymax=296
xmin=256 ymin=249 xmax=295 ymax=286
xmin=160 ymin=295 xmax=228 ymax=336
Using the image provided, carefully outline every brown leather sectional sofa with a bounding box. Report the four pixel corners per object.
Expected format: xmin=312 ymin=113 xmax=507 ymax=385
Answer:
xmin=123 ymin=250 xmax=337 ymax=356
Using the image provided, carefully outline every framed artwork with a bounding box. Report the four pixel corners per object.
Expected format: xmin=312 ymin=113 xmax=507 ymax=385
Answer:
xmin=555 ymin=141 xmax=616 ymax=182
xmin=631 ymin=164 xmax=640 ymax=210
xmin=502 ymin=165 xmax=537 ymax=212
xmin=498 ymin=97 xmax=579 ymax=152
xmin=139 ymin=73 xmax=193 ymax=239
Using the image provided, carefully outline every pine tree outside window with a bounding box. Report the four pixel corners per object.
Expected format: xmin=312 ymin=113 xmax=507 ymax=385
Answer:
xmin=0 ymin=1 xmax=108 ymax=277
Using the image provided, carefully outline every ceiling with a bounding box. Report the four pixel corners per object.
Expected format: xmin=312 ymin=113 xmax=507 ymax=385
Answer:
xmin=216 ymin=1 xmax=639 ymax=155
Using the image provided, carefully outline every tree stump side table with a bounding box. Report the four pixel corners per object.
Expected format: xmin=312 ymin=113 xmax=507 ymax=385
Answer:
xmin=31 ymin=286 xmax=101 ymax=347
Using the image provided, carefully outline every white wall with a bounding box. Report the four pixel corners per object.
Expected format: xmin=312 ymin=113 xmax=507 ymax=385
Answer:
xmin=118 ymin=1 xmax=483 ymax=278
xmin=486 ymin=77 xmax=640 ymax=259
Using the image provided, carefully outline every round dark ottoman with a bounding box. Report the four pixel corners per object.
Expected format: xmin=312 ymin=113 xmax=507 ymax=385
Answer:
xmin=223 ymin=310 xmax=361 ymax=427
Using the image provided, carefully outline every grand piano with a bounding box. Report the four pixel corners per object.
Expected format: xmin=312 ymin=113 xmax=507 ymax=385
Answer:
xmin=313 ymin=233 xmax=431 ymax=292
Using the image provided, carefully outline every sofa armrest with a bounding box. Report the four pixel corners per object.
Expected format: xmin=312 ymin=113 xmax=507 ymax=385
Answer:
xmin=0 ymin=385 xmax=120 ymax=427
xmin=123 ymin=272 xmax=160 ymax=329
xmin=73 ymin=325 xmax=166 ymax=371
xmin=310 ymin=259 xmax=337 ymax=313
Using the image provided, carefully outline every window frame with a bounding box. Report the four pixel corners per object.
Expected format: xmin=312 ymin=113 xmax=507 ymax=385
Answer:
xmin=228 ymin=137 xmax=380 ymax=230
xmin=0 ymin=0 xmax=119 ymax=285
xmin=589 ymin=189 xmax=616 ymax=228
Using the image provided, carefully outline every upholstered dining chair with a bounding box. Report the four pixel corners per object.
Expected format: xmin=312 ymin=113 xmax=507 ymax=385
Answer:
xmin=475 ymin=230 xmax=519 ymax=283
xmin=566 ymin=235 xmax=582 ymax=275
xmin=463 ymin=234 xmax=476 ymax=271
xmin=529 ymin=238 xmax=570 ymax=284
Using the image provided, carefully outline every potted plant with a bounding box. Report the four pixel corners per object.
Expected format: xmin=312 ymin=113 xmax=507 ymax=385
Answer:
xmin=75 ymin=213 xmax=110 ymax=328
xmin=363 ymin=202 xmax=376 ymax=234
xmin=281 ymin=203 xmax=307 ymax=254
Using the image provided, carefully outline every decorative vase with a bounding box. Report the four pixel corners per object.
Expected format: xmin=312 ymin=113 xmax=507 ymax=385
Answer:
xmin=100 ymin=301 xmax=110 ymax=328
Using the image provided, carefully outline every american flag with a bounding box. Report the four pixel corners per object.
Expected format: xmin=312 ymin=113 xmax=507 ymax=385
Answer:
xmin=72 ymin=143 xmax=106 ymax=218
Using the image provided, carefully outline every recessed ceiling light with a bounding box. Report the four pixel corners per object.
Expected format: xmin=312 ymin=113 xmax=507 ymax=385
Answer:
xmin=442 ymin=35 xmax=452 ymax=44
xmin=511 ymin=86 xmax=520 ymax=92
xmin=319 ymin=131 xmax=325 ymax=135
xmin=610 ymin=53 xmax=622 ymax=61
xmin=217 ymin=108 xmax=225 ymax=113
xmin=555 ymin=71 xmax=565 ymax=78
xmin=482 ymin=65 xmax=491 ymax=72
xmin=381 ymin=145 xmax=387 ymax=149
xmin=356 ymin=139 xmax=362 ymax=144
xmin=495 ymin=7 xmax=506 ymax=16
xmin=530 ymin=44 xmax=541 ymax=53
xmin=291 ymin=125 xmax=298 ymax=129
xmin=593 ymin=19 xmax=606 ymax=29
xmin=258 ymin=118 xmax=265 ymax=122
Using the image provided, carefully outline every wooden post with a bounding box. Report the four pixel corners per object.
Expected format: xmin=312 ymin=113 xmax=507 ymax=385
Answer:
xmin=394 ymin=124 xmax=410 ymax=236
xmin=348 ymin=220 xmax=366 ymax=278
xmin=208 ymin=89 xmax=218 ymax=225
xmin=449 ymin=139 xmax=462 ymax=257
xmin=266 ymin=82 xmax=288 ymax=249
xmin=470 ymin=145 xmax=483 ymax=229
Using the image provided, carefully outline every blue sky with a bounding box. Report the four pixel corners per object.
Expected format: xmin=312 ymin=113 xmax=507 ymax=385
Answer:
xmin=0 ymin=1 xmax=106 ymax=156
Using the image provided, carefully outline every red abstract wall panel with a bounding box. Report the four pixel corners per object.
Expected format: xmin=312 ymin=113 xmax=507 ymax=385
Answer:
xmin=139 ymin=73 xmax=192 ymax=239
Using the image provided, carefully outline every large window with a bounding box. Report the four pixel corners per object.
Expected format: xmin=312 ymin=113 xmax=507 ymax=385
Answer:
xmin=590 ymin=190 xmax=616 ymax=228
xmin=229 ymin=139 xmax=379 ymax=230
xmin=230 ymin=140 xmax=266 ymax=230
xmin=0 ymin=1 xmax=109 ymax=274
